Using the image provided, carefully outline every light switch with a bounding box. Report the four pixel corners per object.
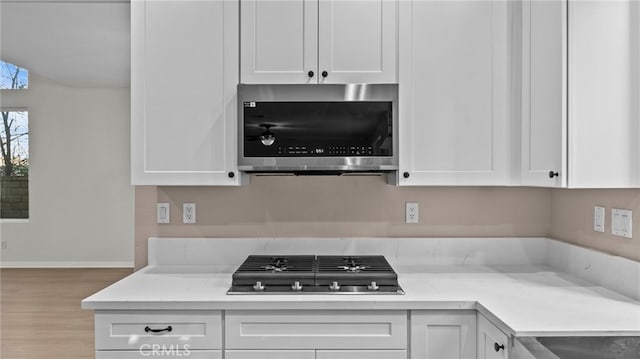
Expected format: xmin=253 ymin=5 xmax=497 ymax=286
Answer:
xmin=593 ymin=206 xmax=605 ymax=232
xmin=157 ymin=203 xmax=170 ymax=224
xmin=611 ymin=208 xmax=632 ymax=238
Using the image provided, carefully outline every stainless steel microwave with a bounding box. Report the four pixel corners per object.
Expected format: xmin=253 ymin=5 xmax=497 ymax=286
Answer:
xmin=237 ymin=84 xmax=398 ymax=175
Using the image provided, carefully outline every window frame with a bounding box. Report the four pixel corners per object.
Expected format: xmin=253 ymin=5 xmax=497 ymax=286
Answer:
xmin=0 ymin=107 xmax=30 ymax=222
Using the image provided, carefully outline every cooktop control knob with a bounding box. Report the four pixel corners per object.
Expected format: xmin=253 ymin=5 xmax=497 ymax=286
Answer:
xmin=329 ymin=281 xmax=341 ymax=292
xmin=291 ymin=281 xmax=303 ymax=291
xmin=367 ymin=281 xmax=379 ymax=291
xmin=253 ymin=281 xmax=265 ymax=292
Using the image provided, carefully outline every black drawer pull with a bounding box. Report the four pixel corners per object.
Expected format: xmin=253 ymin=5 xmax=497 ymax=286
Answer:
xmin=145 ymin=325 xmax=172 ymax=334
xmin=494 ymin=342 xmax=505 ymax=352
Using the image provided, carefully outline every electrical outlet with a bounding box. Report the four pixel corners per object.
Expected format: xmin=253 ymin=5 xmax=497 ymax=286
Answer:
xmin=612 ymin=208 xmax=632 ymax=238
xmin=405 ymin=202 xmax=419 ymax=224
xmin=1 ymin=241 xmax=7 ymax=250
xmin=594 ymin=206 xmax=605 ymax=232
xmin=157 ymin=203 xmax=170 ymax=224
xmin=183 ymin=203 xmax=196 ymax=224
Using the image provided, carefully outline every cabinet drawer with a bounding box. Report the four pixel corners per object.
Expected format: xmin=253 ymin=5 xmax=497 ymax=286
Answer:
xmin=95 ymin=311 xmax=221 ymax=350
xmin=225 ymin=310 xmax=407 ymax=350
xmin=96 ymin=350 xmax=221 ymax=359
xmin=316 ymin=350 xmax=407 ymax=359
xmin=226 ymin=350 xmax=315 ymax=359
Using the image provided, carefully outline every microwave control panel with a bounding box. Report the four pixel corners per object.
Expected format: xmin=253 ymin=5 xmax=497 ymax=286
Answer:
xmin=278 ymin=146 xmax=374 ymax=156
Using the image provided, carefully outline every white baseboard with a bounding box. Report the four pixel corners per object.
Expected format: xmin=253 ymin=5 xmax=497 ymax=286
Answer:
xmin=0 ymin=261 xmax=133 ymax=268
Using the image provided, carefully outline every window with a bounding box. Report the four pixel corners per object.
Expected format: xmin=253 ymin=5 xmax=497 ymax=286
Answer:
xmin=1 ymin=60 xmax=29 ymax=219
xmin=1 ymin=60 xmax=28 ymax=89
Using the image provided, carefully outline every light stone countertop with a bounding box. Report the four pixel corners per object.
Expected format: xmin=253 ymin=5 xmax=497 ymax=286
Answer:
xmin=81 ymin=264 xmax=640 ymax=337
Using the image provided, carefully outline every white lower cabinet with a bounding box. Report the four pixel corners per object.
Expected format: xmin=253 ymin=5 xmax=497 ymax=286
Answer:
xmin=225 ymin=310 xmax=407 ymax=359
xmin=477 ymin=314 xmax=509 ymax=359
xmin=316 ymin=350 xmax=407 ymax=359
xmin=92 ymin=309 xmax=514 ymax=359
xmin=226 ymin=350 xmax=315 ymax=359
xmin=226 ymin=350 xmax=406 ymax=359
xmin=94 ymin=310 xmax=222 ymax=358
xmin=411 ymin=310 xmax=477 ymax=359
xmin=96 ymin=351 xmax=221 ymax=359
xmin=225 ymin=310 xmax=407 ymax=350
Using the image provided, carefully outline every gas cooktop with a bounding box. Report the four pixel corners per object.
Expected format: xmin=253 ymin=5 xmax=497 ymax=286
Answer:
xmin=227 ymin=255 xmax=404 ymax=295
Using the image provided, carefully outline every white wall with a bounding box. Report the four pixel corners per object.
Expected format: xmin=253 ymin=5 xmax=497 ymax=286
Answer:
xmin=0 ymin=72 xmax=133 ymax=267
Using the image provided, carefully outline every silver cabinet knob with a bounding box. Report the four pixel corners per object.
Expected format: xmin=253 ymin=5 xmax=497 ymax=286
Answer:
xmin=329 ymin=281 xmax=341 ymax=291
xmin=367 ymin=281 xmax=379 ymax=291
xmin=253 ymin=281 xmax=265 ymax=292
xmin=291 ymin=281 xmax=303 ymax=291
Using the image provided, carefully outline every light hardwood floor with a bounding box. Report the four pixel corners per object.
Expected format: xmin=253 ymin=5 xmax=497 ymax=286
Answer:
xmin=1 ymin=268 xmax=132 ymax=359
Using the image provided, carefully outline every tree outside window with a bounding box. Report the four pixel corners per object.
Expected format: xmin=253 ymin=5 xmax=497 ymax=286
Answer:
xmin=1 ymin=60 xmax=29 ymax=219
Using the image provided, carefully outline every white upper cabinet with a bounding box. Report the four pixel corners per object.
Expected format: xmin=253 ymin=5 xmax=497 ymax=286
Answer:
xmin=131 ymin=0 xmax=241 ymax=185
xmin=398 ymin=0 xmax=511 ymax=185
xmin=317 ymin=0 xmax=397 ymax=84
xmin=240 ymin=0 xmax=318 ymax=84
xmin=520 ymin=0 xmax=567 ymax=187
xmin=241 ymin=0 xmax=397 ymax=84
xmin=521 ymin=0 xmax=640 ymax=188
xmin=567 ymin=0 xmax=639 ymax=188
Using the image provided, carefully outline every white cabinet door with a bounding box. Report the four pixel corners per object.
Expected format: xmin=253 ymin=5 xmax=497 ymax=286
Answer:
xmin=240 ymin=0 xmax=318 ymax=84
xmin=226 ymin=350 xmax=315 ymax=359
xmin=131 ymin=0 xmax=241 ymax=185
xmin=318 ymin=0 xmax=397 ymax=84
xmin=521 ymin=0 xmax=567 ymax=187
xmin=316 ymin=350 xmax=406 ymax=359
xmin=97 ymin=351 xmax=221 ymax=359
xmin=225 ymin=310 xmax=407 ymax=350
xmin=241 ymin=0 xmax=396 ymax=84
xmin=477 ymin=314 xmax=509 ymax=359
xmin=521 ymin=0 xmax=640 ymax=188
xmin=398 ymin=0 xmax=510 ymax=185
xmin=567 ymin=0 xmax=640 ymax=188
xmin=411 ymin=311 xmax=476 ymax=359
xmin=227 ymin=350 xmax=405 ymax=359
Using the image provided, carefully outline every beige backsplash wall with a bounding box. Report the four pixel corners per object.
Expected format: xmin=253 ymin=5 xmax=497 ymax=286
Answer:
xmin=550 ymin=188 xmax=640 ymax=262
xmin=135 ymin=176 xmax=551 ymax=269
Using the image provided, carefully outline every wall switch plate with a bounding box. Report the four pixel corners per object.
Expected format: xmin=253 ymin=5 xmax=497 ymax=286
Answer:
xmin=1 ymin=240 xmax=6 ymax=250
xmin=611 ymin=208 xmax=632 ymax=238
xmin=157 ymin=203 xmax=170 ymax=224
xmin=183 ymin=203 xmax=196 ymax=224
xmin=405 ymin=202 xmax=419 ymax=224
xmin=593 ymin=206 xmax=605 ymax=232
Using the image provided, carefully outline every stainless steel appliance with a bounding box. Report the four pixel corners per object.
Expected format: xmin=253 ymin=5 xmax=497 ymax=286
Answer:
xmin=238 ymin=84 xmax=398 ymax=175
xmin=227 ymin=255 xmax=404 ymax=295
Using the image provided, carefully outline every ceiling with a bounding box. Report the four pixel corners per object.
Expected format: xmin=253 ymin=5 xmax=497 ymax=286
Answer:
xmin=1 ymin=0 xmax=130 ymax=88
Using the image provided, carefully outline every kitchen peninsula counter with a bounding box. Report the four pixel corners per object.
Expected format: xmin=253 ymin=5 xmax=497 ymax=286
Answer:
xmin=82 ymin=264 xmax=640 ymax=337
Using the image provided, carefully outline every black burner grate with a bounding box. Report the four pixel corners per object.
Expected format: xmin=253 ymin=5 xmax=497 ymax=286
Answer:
xmin=315 ymin=255 xmax=398 ymax=286
xmin=231 ymin=255 xmax=399 ymax=287
xmin=235 ymin=255 xmax=316 ymax=272
xmin=232 ymin=255 xmax=316 ymax=286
